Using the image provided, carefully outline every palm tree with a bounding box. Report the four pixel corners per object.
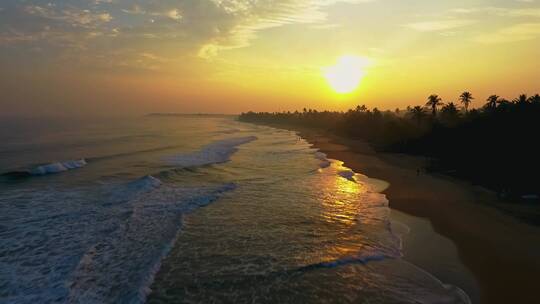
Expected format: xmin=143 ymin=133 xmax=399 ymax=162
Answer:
xmin=513 ymin=94 xmax=528 ymax=105
xmin=439 ymin=102 xmax=460 ymax=126
xmin=485 ymin=95 xmax=499 ymax=110
xmin=459 ymin=91 xmax=474 ymax=113
xmin=408 ymin=106 xmax=427 ymax=124
xmin=441 ymin=102 xmax=459 ymax=114
xmin=426 ymin=94 xmax=443 ymax=116
xmin=355 ymin=105 xmax=367 ymax=112
xmin=496 ymin=98 xmax=512 ymax=110
xmin=529 ymin=94 xmax=540 ymax=104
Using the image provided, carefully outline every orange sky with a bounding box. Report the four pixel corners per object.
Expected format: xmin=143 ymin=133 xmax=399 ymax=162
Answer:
xmin=1 ymin=0 xmax=540 ymax=116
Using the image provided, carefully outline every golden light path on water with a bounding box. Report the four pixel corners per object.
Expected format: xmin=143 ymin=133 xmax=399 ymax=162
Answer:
xmin=309 ymin=159 xmax=391 ymax=263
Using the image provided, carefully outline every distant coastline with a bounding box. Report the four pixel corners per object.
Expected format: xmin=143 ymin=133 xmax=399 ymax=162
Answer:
xmin=238 ymin=93 xmax=540 ymax=212
xmin=146 ymin=113 xmax=234 ymax=117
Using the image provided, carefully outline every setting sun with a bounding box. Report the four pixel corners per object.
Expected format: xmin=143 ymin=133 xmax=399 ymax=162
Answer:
xmin=324 ymin=56 xmax=370 ymax=94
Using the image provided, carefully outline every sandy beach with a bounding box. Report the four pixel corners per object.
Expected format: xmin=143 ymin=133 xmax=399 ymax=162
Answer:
xmin=290 ymin=126 xmax=540 ymax=304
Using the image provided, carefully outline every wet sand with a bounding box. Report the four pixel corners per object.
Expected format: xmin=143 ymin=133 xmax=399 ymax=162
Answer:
xmin=292 ymin=127 xmax=540 ymax=304
xmin=391 ymin=209 xmax=480 ymax=302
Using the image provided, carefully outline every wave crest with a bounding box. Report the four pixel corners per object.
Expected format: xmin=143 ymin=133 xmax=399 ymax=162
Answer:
xmin=29 ymin=159 xmax=87 ymax=175
xmin=166 ymin=136 xmax=257 ymax=167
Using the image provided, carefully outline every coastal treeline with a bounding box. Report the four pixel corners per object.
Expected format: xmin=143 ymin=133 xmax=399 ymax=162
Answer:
xmin=239 ymin=93 xmax=540 ymax=197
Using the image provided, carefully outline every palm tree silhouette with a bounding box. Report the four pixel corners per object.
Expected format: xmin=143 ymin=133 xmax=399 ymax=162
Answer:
xmin=529 ymin=94 xmax=540 ymax=104
xmin=441 ymin=102 xmax=459 ymax=114
xmin=459 ymin=91 xmax=474 ymax=113
xmin=439 ymin=102 xmax=460 ymax=126
xmin=485 ymin=95 xmax=499 ymax=110
xmin=409 ymin=106 xmax=427 ymax=124
xmin=426 ymin=94 xmax=443 ymax=116
xmin=513 ymin=94 xmax=528 ymax=105
xmin=355 ymin=105 xmax=367 ymax=112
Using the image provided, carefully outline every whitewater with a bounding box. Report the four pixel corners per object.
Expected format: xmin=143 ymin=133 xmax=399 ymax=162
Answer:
xmin=0 ymin=116 xmax=470 ymax=303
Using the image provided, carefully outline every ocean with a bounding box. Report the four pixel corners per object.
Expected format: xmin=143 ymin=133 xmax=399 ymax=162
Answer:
xmin=0 ymin=115 xmax=470 ymax=303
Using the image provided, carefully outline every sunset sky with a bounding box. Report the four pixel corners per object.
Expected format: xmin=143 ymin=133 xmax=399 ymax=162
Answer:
xmin=1 ymin=0 xmax=540 ymax=116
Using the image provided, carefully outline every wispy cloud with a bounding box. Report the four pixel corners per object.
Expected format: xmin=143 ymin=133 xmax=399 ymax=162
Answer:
xmin=404 ymin=19 xmax=475 ymax=32
xmin=475 ymin=22 xmax=540 ymax=43
xmin=24 ymin=5 xmax=112 ymax=27
xmin=450 ymin=7 xmax=540 ymax=18
xmin=447 ymin=5 xmax=540 ymax=43
xmin=0 ymin=0 xmax=375 ymax=65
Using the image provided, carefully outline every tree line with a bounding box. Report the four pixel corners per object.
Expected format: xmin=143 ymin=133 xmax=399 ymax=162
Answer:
xmin=239 ymin=92 xmax=540 ymax=198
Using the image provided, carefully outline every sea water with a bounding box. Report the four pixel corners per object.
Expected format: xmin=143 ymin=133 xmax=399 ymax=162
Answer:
xmin=0 ymin=115 xmax=470 ymax=303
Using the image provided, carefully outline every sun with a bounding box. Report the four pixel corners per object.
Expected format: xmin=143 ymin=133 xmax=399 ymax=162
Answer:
xmin=324 ymin=55 xmax=370 ymax=94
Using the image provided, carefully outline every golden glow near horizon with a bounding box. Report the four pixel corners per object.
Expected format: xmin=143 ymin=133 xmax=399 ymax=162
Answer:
xmin=324 ymin=56 xmax=370 ymax=94
xmin=1 ymin=1 xmax=540 ymax=115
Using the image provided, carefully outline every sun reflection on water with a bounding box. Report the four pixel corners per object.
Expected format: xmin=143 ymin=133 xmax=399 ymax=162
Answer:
xmin=307 ymin=159 xmax=390 ymax=264
xmin=319 ymin=160 xmax=368 ymax=226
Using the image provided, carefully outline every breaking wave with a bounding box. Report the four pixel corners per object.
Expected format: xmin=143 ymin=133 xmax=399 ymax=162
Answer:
xmin=0 ymin=175 xmax=236 ymax=304
xmin=314 ymin=151 xmax=331 ymax=168
xmin=166 ymin=136 xmax=257 ymax=167
xmin=2 ymin=159 xmax=87 ymax=178
xmin=338 ymin=170 xmax=356 ymax=181
xmin=29 ymin=159 xmax=87 ymax=175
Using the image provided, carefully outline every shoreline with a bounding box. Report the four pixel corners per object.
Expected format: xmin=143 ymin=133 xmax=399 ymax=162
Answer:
xmin=281 ymin=124 xmax=540 ymax=304
xmin=390 ymin=208 xmax=479 ymax=303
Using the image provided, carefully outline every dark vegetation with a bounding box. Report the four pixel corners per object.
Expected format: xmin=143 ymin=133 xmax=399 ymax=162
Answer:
xmin=240 ymin=93 xmax=540 ymax=198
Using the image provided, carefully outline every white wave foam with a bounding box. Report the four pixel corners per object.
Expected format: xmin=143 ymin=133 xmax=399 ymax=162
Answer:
xmin=29 ymin=159 xmax=87 ymax=175
xmin=167 ymin=136 xmax=257 ymax=167
xmin=67 ymin=182 xmax=236 ymax=304
xmin=126 ymin=175 xmax=162 ymax=192
xmin=0 ymin=178 xmax=235 ymax=304
xmin=338 ymin=170 xmax=356 ymax=181
xmin=314 ymin=152 xmax=327 ymax=160
xmin=299 ymin=252 xmax=391 ymax=271
xmin=314 ymin=151 xmax=332 ymax=168
xmin=105 ymin=175 xmax=162 ymax=206
xmin=319 ymin=160 xmax=331 ymax=168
